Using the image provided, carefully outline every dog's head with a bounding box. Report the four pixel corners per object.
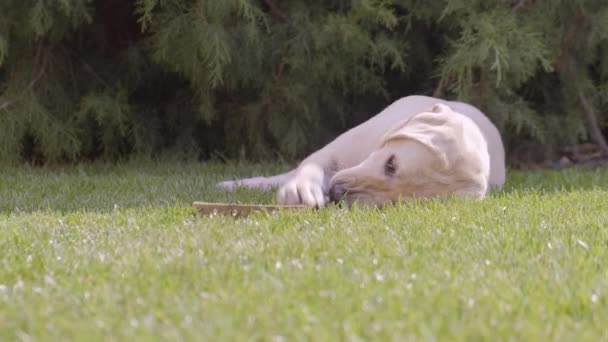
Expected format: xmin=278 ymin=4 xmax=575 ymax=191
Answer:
xmin=328 ymin=103 xmax=490 ymax=207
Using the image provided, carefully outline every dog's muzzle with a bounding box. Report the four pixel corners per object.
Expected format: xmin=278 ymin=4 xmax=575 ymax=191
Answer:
xmin=329 ymin=181 xmax=346 ymax=203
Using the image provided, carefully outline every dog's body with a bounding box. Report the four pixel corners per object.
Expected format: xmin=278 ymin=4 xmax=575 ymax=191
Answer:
xmin=218 ymin=95 xmax=506 ymax=207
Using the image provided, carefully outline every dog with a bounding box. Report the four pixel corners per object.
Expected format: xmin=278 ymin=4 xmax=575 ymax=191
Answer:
xmin=217 ymin=95 xmax=506 ymax=208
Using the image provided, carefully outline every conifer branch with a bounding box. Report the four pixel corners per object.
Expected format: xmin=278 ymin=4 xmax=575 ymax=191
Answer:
xmin=263 ymin=0 xmax=288 ymax=22
xmin=0 ymin=45 xmax=50 ymax=111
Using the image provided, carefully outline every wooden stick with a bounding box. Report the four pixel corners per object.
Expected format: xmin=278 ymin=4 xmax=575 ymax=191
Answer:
xmin=192 ymin=201 xmax=306 ymax=218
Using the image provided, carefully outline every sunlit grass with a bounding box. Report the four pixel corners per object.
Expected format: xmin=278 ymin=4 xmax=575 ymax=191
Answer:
xmin=1 ymin=161 xmax=608 ymax=341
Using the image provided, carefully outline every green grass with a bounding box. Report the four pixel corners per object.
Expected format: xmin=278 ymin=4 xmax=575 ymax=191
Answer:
xmin=1 ymin=161 xmax=608 ymax=341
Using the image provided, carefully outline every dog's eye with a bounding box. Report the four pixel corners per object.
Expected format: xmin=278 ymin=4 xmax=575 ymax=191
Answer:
xmin=384 ymin=155 xmax=396 ymax=176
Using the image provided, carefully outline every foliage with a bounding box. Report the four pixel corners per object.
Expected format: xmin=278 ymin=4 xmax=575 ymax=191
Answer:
xmin=1 ymin=0 xmax=608 ymax=162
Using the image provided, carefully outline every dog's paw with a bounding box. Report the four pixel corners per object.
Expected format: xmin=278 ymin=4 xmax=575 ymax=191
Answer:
xmin=277 ymin=165 xmax=327 ymax=208
xmin=277 ymin=179 xmax=326 ymax=207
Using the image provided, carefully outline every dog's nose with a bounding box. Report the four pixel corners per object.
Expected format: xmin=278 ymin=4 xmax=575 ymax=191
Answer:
xmin=329 ymin=182 xmax=346 ymax=202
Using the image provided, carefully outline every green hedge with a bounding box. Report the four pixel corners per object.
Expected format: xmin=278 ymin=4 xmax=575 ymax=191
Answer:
xmin=1 ymin=0 xmax=607 ymax=163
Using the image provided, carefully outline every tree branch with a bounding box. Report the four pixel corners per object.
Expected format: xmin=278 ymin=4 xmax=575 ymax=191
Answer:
xmin=511 ymin=0 xmax=528 ymax=13
xmin=554 ymin=8 xmax=586 ymax=72
xmin=578 ymin=91 xmax=608 ymax=155
xmin=432 ymin=77 xmax=445 ymax=98
xmin=551 ymin=7 xmax=608 ymax=155
xmin=263 ymin=0 xmax=288 ymax=22
xmin=0 ymin=45 xmax=50 ymax=111
xmin=62 ymin=45 xmax=115 ymax=91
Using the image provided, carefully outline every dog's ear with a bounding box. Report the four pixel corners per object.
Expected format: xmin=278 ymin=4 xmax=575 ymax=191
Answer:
xmin=379 ymin=103 xmax=462 ymax=170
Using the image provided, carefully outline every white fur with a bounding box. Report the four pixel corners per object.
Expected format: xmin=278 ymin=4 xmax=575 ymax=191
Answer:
xmin=217 ymin=95 xmax=506 ymax=207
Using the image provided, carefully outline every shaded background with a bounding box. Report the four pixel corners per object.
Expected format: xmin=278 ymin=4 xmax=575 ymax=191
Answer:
xmin=1 ymin=0 xmax=608 ymax=167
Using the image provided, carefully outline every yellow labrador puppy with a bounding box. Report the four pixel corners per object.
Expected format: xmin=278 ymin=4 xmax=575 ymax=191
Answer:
xmin=217 ymin=95 xmax=505 ymax=207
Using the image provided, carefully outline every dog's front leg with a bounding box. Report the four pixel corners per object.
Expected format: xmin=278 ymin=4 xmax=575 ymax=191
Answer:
xmin=277 ymin=164 xmax=329 ymax=208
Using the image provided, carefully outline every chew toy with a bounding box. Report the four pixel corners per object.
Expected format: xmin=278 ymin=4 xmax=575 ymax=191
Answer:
xmin=192 ymin=201 xmax=306 ymax=218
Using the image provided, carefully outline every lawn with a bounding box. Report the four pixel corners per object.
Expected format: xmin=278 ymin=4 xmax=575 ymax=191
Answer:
xmin=1 ymin=161 xmax=608 ymax=341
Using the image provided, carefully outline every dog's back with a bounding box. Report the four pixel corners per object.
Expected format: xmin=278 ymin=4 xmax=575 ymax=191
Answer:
xmin=446 ymin=100 xmax=506 ymax=189
xmin=217 ymin=95 xmax=506 ymax=192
